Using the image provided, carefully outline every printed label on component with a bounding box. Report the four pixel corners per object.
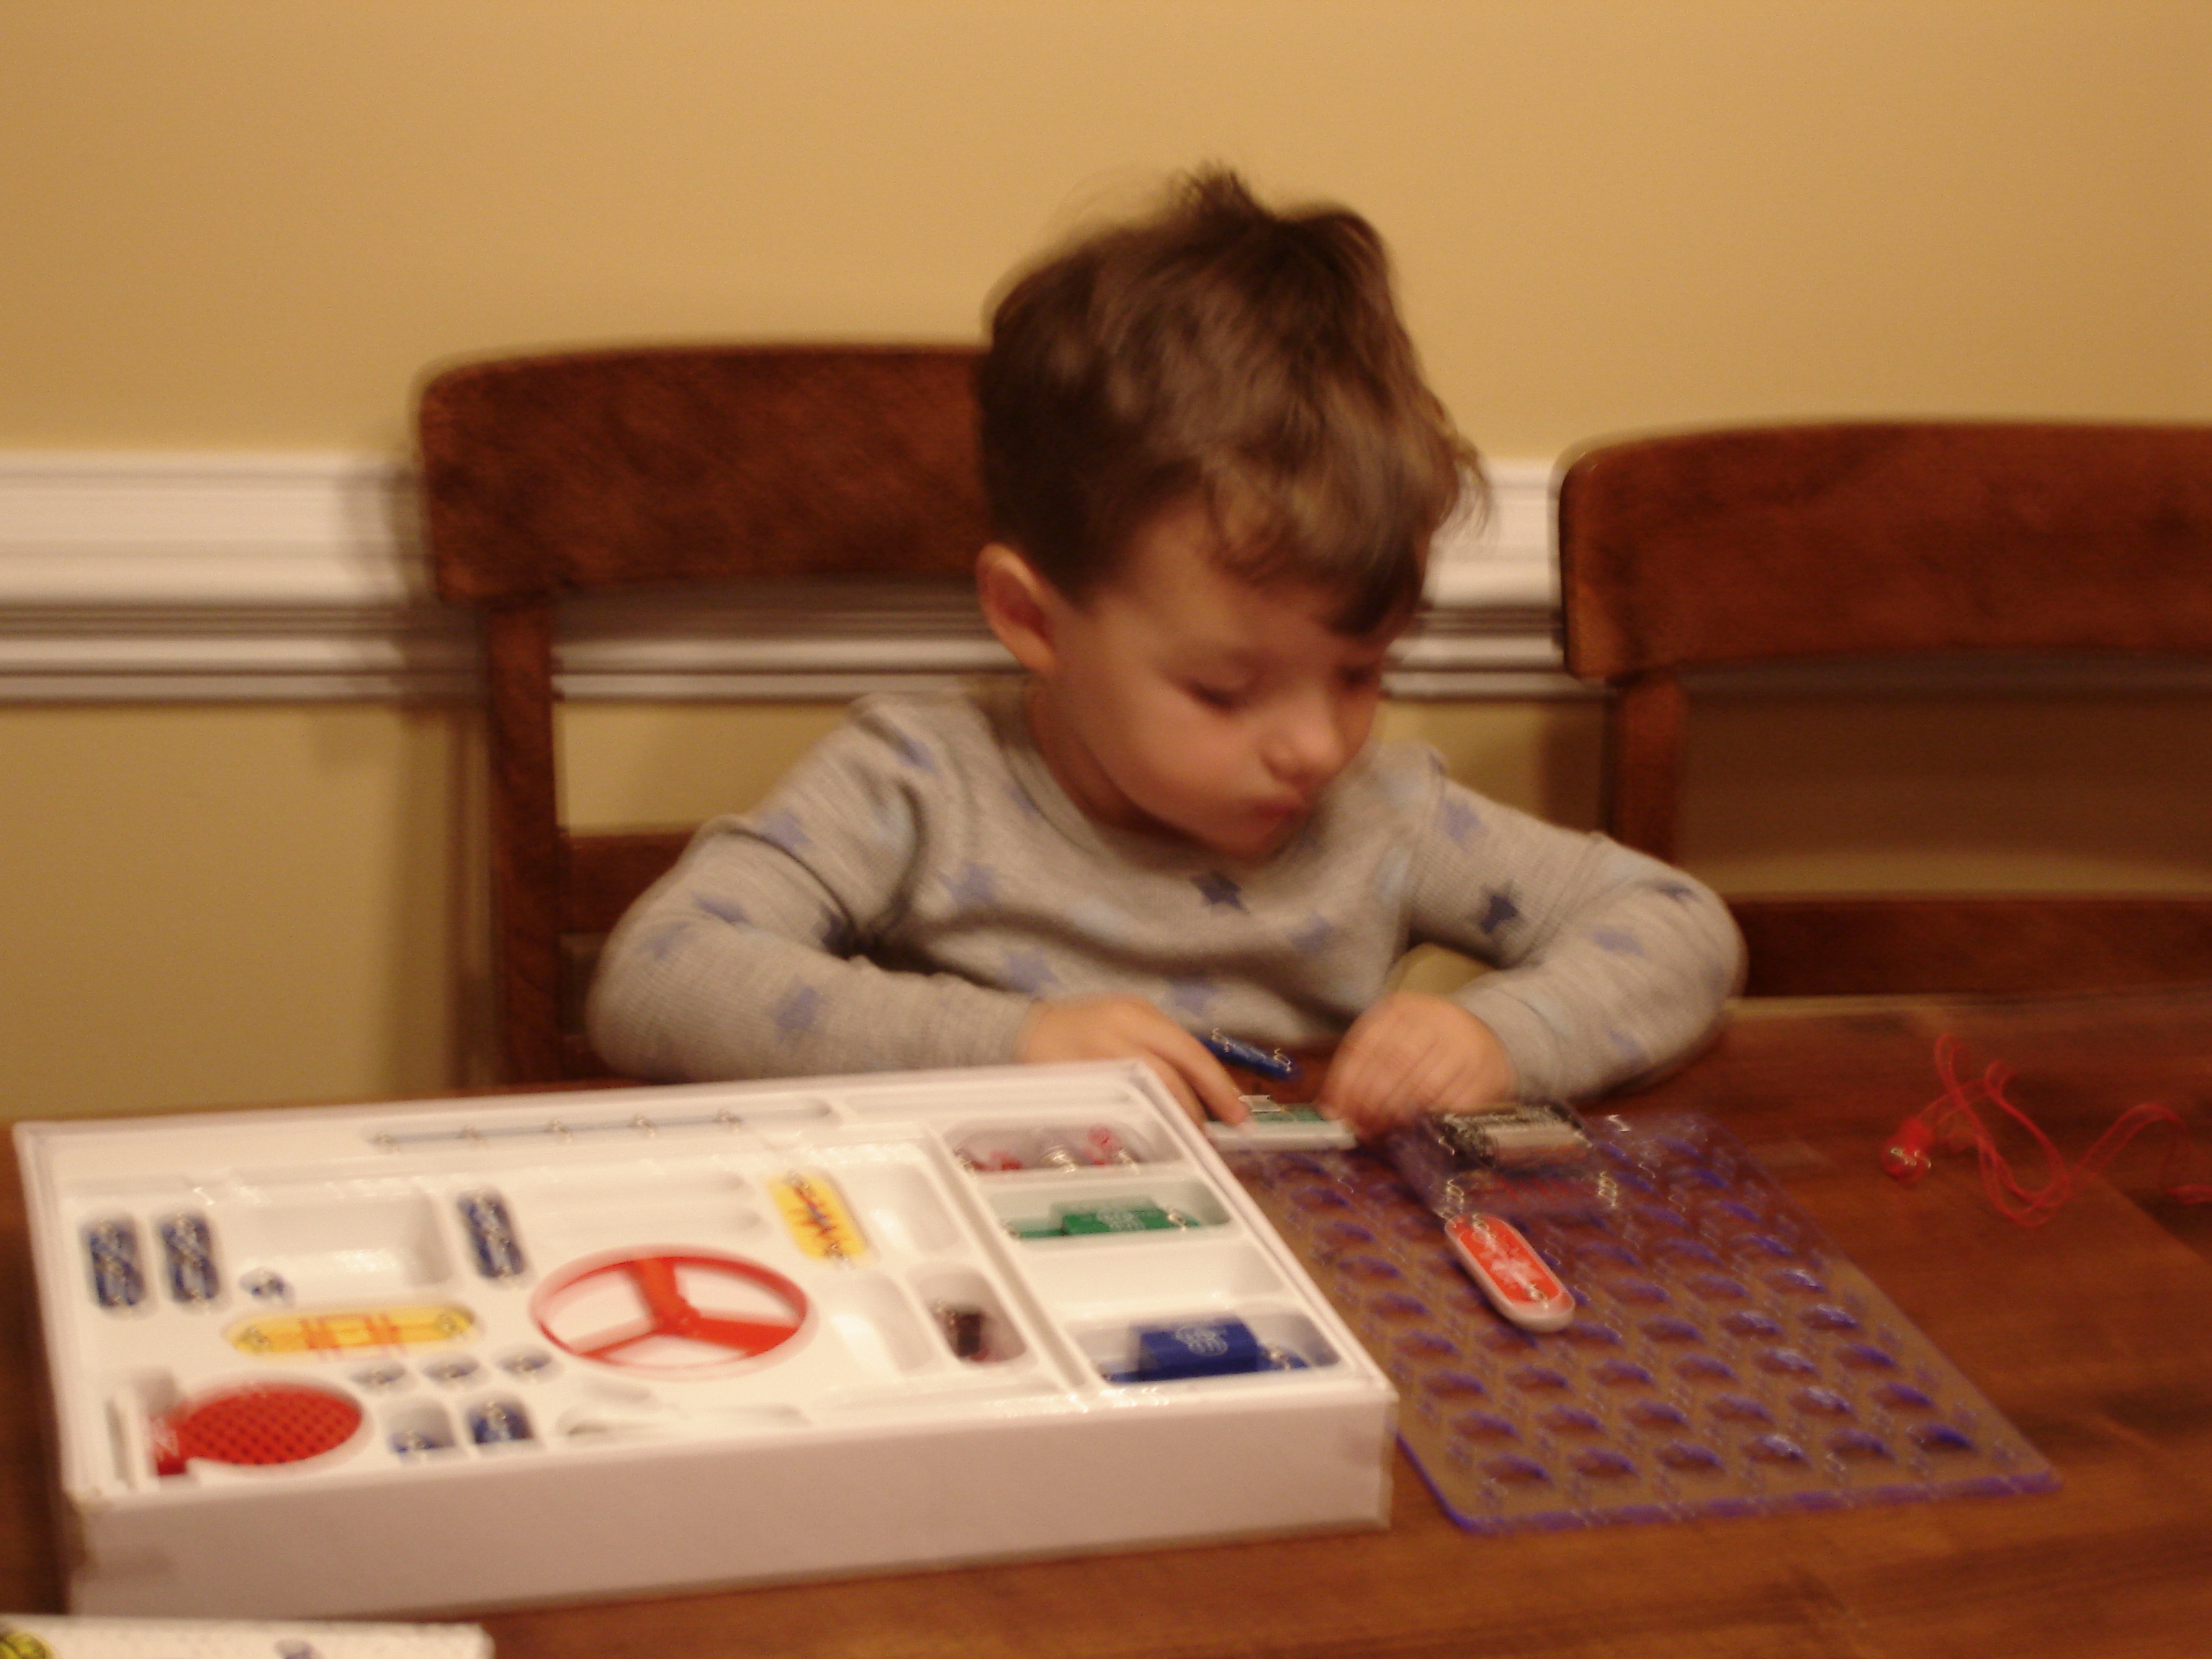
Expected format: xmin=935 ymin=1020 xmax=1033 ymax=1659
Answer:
xmin=1445 ymin=1213 xmax=1575 ymax=1333
xmin=226 ymin=1303 xmax=477 ymax=1357
xmin=770 ymin=1172 xmax=868 ymax=1262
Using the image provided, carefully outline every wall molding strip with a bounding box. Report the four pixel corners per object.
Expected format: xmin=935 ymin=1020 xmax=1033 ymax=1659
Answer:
xmin=0 ymin=454 xmax=1569 ymax=703
xmin=6 ymin=453 xmax=2206 ymax=705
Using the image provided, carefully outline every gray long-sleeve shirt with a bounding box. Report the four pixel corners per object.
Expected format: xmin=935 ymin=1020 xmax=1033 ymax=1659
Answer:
xmin=588 ymin=680 xmax=1742 ymax=1100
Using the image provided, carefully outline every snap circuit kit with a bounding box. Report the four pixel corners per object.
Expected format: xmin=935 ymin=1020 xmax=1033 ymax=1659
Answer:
xmin=15 ymin=1064 xmax=1390 ymax=1619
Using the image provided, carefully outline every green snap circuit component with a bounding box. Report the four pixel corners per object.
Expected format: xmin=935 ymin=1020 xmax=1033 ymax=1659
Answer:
xmin=1055 ymin=1201 xmax=1193 ymax=1234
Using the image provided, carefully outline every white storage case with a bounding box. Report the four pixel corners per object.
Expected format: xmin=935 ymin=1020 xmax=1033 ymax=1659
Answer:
xmin=17 ymin=1063 xmax=1393 ymax=1619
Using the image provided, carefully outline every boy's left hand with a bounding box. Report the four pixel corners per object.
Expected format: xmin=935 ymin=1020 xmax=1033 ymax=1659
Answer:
xmin=1317 ymin=992 xmax=1515 ymax=1138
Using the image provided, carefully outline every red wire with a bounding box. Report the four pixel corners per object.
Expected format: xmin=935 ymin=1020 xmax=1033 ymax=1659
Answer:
xmin=1893 ymin=1035 xmax=2212 ymax=1226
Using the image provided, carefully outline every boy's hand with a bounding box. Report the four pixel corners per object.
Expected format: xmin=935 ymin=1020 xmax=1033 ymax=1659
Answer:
xmin=1018 ymin=997 xmax=1249 ymax=1125
xmin=1318 ymin=992 xmax=1515 ymax=1138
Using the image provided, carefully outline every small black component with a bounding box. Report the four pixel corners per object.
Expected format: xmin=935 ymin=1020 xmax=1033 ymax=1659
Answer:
xmin=935 ymin=1301 xmax=991 ymax=1361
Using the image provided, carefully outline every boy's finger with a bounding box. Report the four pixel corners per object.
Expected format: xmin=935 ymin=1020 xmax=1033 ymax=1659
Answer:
xmin=1164 ymin=1033 xmax=1249 ymax=1123
xmin=1136 ymin=1056 xmax=1208 ymax=1125
xmin=1324 ymin=1043 xmax=1434 ymax=1136
xmin=1321 ymin=1032 xmax=1408 ymax=1116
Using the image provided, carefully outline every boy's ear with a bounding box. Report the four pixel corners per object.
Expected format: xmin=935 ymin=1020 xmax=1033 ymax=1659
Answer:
xmin=976 ymin=544 xmax=1061 ymax=675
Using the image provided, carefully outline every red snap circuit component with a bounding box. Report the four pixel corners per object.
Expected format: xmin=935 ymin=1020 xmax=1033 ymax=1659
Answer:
xmin=1445 ymin=1213 xmax=1575 ymax=1334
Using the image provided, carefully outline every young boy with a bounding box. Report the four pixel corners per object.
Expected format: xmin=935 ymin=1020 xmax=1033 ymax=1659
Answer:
xmin=588 ymin=171 xmax=1741 ymax=1132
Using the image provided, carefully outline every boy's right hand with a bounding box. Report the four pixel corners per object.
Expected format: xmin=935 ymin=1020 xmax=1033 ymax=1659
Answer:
xmin=1018 ymin=997 xmax=1249 ymax=1126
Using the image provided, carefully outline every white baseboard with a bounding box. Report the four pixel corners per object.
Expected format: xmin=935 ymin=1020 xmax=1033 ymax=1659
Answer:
xmin=0 ymin=453 xmax=1568 ymax=702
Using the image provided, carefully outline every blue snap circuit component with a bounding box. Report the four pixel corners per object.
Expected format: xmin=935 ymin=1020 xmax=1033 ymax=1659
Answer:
xmin=457 ymin=1190 xmax=527 ymax=1279
xmin=84 ymin=1217 xmax=145 ymax=1310
xmin=159 ymin=1211 xmax=221 ymax=1303
xmin=1135 ymin=1317 xmax=1267 ymax=1380
xmin=1201 ymin=1033 xmax=1300 ymax=1081
xmin=467 ymin=1398 xmax=534 ymax=1445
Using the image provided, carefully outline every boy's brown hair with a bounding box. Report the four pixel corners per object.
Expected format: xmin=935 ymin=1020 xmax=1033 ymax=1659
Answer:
xmin=977 ymin=169 xmax=1479 ymax=635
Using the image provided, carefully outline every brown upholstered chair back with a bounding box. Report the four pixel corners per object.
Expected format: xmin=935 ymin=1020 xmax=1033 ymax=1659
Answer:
xmin=418 ymin=345 xmax=986 ymax=1081
xmin=1558 ymin=421 xmax=2212 ymax=996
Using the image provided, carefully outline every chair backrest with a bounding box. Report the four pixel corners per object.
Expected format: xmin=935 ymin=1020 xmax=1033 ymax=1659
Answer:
xmin=418 ymin=345 xmax=988 ymax=1081
xmin=1557 ymin=421 xmax=2212 ymax=996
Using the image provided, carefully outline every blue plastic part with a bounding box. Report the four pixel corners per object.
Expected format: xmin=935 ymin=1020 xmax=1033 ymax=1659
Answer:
xmin=159 ymin=1212 xmax=220 ymax=1303
xmin=84 ymin=1218 xmax=145 ymax=1310
xmin=457 ymin=1190 xmax=527 ymax=1279
xmin=1200 ymin=1033 xmax=1300 ymax=1080
xmin=1135 ymin=1317 xmax=1266 ymax=1380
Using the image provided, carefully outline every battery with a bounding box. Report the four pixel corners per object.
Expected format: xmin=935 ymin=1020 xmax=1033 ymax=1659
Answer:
xmin=158 ymin=1212 xmax=221 ymax=1303
xmin=1433 ymin=1105 xmax=1592 ymax=1171
xmin=467 ymin=1399 xmax=533 ymax=1445
xmin=457 ymin=1190 xmax=527 ymax=1278
xmin=84 ymin=1218 xmax=145 ymax=1310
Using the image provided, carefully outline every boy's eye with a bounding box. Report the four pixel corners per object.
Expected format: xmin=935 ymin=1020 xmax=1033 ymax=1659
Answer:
xmin=1187 ymin=683 xmax=1248 ymax=711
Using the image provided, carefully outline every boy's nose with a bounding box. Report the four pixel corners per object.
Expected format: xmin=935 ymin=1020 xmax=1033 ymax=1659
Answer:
xmin=1264 ymin=699 xmax=1350 ymax=786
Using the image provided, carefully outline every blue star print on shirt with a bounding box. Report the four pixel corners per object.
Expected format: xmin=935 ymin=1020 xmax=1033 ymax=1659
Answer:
xmin=1001 ymin=948 xmax=1059 ymax=994
xmin=1591 ymin=927 xmax=1645 ymax=957
xmin=1438 ymin=795 xmax=1483 ymax=844
xmin=1193 ymin=872 xmax=1246 ymax=910
xmin=943 ymin=863 xmax=1001 ymax=908
xmin=774 ymin=984 xmax=822 ymax=1042
xmin=1165 ymin=976 xmax=1220 ymax=1018
xmin=1477 ymin=887 xmax=1523 ymax=936
xmin=755 ymin=810 xmax=811 ymax=856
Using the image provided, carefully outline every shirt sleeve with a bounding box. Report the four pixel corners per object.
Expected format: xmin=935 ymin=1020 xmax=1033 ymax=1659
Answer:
xmin=1399 ymin=756 xmax=1745 ymax=1102
xmin=585 ymin=706 xmax=1037 ymax=1082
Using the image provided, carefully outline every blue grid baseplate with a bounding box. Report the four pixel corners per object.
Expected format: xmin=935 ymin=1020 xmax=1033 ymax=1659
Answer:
xmin=1223 ymin=1111 xmax=2056 ymax=1532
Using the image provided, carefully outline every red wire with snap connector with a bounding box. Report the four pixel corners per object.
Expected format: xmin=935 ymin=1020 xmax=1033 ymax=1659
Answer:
xmin=1882 ymin=1035 xmax=2212 ymax=1226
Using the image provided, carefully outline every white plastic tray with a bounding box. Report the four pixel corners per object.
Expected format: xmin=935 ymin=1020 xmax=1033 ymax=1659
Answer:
xmin=17 ymin=1062 xmax=1393 ymax=1619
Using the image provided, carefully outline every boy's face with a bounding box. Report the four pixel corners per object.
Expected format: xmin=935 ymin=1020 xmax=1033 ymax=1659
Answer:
xmin=1020 ymin=503 xmax=1401 ymax=861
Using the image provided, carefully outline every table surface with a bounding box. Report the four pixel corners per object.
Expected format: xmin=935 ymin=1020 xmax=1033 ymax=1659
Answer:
xmin=4 ymin=985 xmax=2208 ymax=1658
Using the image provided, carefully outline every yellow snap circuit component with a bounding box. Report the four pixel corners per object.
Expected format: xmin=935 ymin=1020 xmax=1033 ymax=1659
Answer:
xmin=769 ymin=1172 xmax=868 ymax=1263
xmin=225 ymin=1303 xmax=476 ymax=1357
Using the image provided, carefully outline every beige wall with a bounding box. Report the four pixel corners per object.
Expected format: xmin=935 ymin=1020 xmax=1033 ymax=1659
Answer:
xmin=7 ymin=1 xmax=2209 ymax=451
xmin=4 ymin=2 xmax=2209 ymax=1119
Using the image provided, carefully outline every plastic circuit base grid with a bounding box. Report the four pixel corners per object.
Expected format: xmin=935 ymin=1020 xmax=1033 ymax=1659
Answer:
xmin=1226 ymin=1111 xmax=2057 ymax=1533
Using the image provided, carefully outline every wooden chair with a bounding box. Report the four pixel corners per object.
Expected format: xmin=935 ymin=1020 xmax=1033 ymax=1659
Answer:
xmin=418 ymin=345 xmax=987 ymax=1082
xmin=1557 ymin=421 xmax=2212 ymax=997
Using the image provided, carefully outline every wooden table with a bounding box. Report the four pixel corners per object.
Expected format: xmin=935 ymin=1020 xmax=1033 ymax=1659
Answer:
xmin=3 ymin=986 xmax=2208 ymax=1656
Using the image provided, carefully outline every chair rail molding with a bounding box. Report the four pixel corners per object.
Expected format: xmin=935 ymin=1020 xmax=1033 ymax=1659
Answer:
xmin=0 ymin=451 xmax=1568 ymax=703
xmin=14 ymin=451 xmax=2206 ymax=704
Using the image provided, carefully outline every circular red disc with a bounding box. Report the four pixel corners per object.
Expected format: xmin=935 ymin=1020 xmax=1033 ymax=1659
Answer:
xmin=168 ymin=1382 xmax=363 ymax=1467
